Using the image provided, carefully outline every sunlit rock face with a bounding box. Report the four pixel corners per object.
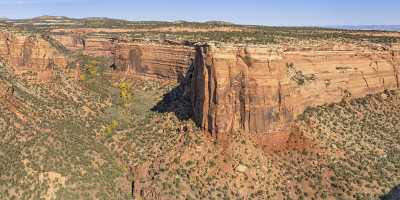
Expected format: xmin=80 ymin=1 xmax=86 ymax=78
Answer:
xmin=190 ymin=44 xmax=400 ymax=138
xmin=52 ymin=34 xmax=196 ymax=81
xmin=112 ymin=42 xmax=196 ymax=80
xmin=0 ymin=32 xmax=67 ymax=70
xmin=16 ymin=32 xmax=400 ymax=138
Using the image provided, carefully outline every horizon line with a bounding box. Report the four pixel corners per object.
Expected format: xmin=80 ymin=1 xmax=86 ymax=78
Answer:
xmin=1 ymin=15 xmax=400 ymax=28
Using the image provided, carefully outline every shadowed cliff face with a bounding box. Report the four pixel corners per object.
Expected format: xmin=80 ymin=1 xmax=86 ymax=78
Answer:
xmin=380 ymin=185 xmax=400 ymax=200
xmin=190 ymin=45 xmax=400 ymax=138
xmin=128 ymin=47 xmax=143 ymax=72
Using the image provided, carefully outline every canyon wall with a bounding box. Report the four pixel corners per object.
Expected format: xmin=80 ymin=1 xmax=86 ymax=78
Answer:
xmin=3 ymin=31 xmax=400 ymax=139
xmin=190 ymin=45 xmax=400 ymax=138
xmin=0 ymin=32 xmax=67 ymax=70
xmin=113 ymin=41 xmax=195 ymax=80
xmin=52 ymin=35 xmax=196 ymax=81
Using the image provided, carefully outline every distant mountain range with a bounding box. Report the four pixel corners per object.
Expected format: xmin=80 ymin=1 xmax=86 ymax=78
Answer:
xmin=326 ymin=25 xmax=400 ymax=32
xmin=0 ymin=15 xmax=235 ymax=26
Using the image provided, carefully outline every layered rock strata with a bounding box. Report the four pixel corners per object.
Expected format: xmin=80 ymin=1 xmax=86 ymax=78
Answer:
xmin=4 ymin=31 xmax=400 ymax=139
xmin=52 ymin=35 xmax=196 ymax=80
xmin=0 ymin=32 xmax=67 ymax=70
xmin=190 ymin=45 xmax=400 ymax=138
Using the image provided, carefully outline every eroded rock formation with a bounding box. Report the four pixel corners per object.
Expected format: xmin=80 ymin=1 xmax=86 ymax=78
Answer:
xmin=190 ymin=45 xmax=400 ymax=138
xmin=0 ymin=32 xmax=67 ymax=70
xmin=52 ymin=35 xmax=196 ymax=80
xmin=112 ymin=42 xmax=195 ymax=80
xmin=2 ymin=30 xmax=400 ymax=139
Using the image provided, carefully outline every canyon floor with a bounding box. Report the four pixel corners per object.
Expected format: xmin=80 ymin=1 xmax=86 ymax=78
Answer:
xmin=1 ymin=60 xmax=399 ymax=200
xmin=0 ymin=17 xmax=399 ymax=200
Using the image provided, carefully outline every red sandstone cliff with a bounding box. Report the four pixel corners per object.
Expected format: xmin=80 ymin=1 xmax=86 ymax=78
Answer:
xmin=52 ymin=35 xmax=196 ymax=80
xmin=190 ymin=44 xmax=400 ymax=138
xmin=0 ymin=32 xmax=67 ymax=71
xmin=4 ymin=31 xmax=400 ymax=139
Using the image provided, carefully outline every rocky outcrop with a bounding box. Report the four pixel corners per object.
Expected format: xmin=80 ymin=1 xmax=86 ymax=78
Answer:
xmin=0 ymin=32 xmax=67 ymax=70
xmin=18 ymin=32 xmax=400 ymax=139
xmin=190 ymin=44 xmax=400 ymax=138
xmin=52 ymin=35 xmax=196 ymax=81
xmin=112 ymin=42 xmax=196 ymax=80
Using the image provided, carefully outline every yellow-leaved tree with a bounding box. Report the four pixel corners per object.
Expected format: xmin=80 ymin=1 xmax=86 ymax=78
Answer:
xmin=105 ymin=120 xmax=118 ymax=138
xmin=119 ymin=82 xmax=132 ymax=105
xmin=87 ymin=60 xmax=98 ymax=78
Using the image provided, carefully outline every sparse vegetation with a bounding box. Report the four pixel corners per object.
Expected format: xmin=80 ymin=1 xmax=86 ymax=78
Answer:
xmin=287 ymin=63 xmax=316 ymax=85
xmin=3 ymin=16 xmax=400 ymax=46
xmin=1 ymin=16 xmax=399 ymax=200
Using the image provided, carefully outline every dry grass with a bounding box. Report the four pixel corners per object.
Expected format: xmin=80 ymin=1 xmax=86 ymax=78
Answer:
xmin=1 ymin=56 xmax=399 ymax=199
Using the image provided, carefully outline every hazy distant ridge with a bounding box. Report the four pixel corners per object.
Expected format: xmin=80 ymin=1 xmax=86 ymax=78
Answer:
xmin=328 ymin=25 xmax=400 ymax=31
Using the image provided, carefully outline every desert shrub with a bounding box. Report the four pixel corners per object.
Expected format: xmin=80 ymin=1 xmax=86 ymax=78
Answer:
xmin=105 ymin=120 xmax=118 ymax=137
xmin=287 ymin=63 xmax=316 ymax=86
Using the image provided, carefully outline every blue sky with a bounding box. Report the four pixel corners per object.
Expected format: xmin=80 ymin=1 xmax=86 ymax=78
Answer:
xmin=0 ymin=0 xmax=399 ymax=26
